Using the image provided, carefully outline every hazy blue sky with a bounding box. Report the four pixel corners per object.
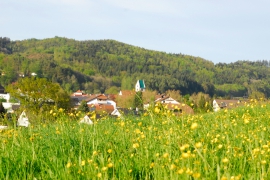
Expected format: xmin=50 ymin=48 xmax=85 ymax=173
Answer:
xmin=1 ymin=0 xmax=269 ymax=64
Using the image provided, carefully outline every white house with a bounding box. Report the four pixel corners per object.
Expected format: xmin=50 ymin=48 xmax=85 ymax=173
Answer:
xmin=135 ymin=80 xmax=146 ymax=92
xmin=85 ymin=94 xmax=117 ymax=109
xmin=2 ymin=102 xmax=20 ymax=113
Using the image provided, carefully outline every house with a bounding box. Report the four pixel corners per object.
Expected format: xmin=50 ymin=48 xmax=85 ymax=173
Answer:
xmin=85 ymin=94 xmax=116 ymax=109
xmin=72 ymin=90 xmax=86 ymax=96
xmin=70 ymin=90 xmax=91 ymax=109
xmin=2 ymin=102 xmax=20 ymax=113
xmin=213 ymin=99 xmax=244 ymax=112
xmin=135 ymin=80 xmax=146 ymax=92
xmin=155 ymin=94 xmax=194 ymax=115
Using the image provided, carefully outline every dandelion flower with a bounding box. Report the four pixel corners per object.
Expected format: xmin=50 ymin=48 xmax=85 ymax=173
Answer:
xmin=261 ymin=160 xmax=267 ymax=164
xmin=107 ymin=163 xmax=113 ymax=168
xmin=133 ymin=143 xmax=139 ymax=149
xmin=222 ymin=157 xmax=229 ymax=163
xmin=170 ymin=164 xmax=176 ymax=170
xmin=150 ymin=162 xmax=155 ymax=168
xmin=81 ymin=160 xmax=85 ymax=166
xmin=177 ymin=168 xmax=184 ymax=174
xmin=193 ymin=172 xmax=201 ymax=178
xmin=191 ymin=123 xmax=198 ymax=130
xmin=163 ymin=153 xmax=169 ymax=158
xmin=181 ymin=153 xmax=190 ymax=158
xmin=195 ymin=142 xmax=202 ymax=148
xmin=66 ymin=162 xmax=72 ymax=168
xmin=97 ymin=173 xmax=102 ymax=178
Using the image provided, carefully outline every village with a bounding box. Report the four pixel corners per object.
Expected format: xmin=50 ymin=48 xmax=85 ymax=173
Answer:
xmin=0 ymin=79 xmax=248 ymax=121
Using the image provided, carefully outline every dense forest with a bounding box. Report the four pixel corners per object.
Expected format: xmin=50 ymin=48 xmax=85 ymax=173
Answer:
xmin=0 ymin=36 xmax=269 ymax=98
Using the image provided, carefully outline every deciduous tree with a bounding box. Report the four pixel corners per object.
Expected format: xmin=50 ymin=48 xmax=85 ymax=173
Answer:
xmin=6 ymin=77 xmax=71 ymax=113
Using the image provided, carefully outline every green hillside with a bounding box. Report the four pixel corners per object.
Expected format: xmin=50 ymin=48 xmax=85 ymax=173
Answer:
xmin=0 ymin=36 xmax=269 ymax=98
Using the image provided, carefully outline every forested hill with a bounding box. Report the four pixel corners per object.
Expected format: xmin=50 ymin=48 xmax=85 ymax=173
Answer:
xmin=0 ymin=36 xmax=270 ymax=98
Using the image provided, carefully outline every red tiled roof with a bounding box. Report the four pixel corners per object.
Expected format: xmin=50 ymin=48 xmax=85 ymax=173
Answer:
xmin=155 ymin=96 xmax=170 ymax=102
xmin=88 ymin=104 xmax=115 ymax=114
xmin=155 ymin=94 xmax=167 ymax=100
xmin=85 ymin=94 xmax=108 ymax=102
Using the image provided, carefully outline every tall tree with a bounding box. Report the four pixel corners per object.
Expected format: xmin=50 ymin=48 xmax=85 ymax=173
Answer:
xmin=134 ymin=91 xmax=143 ymax=110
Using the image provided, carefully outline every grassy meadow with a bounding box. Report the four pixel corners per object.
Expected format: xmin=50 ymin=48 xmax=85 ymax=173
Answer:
xmin=1 ymin=100 xmax=270 ymax=179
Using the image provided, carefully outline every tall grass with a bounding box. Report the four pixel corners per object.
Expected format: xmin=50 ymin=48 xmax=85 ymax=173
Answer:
xmin=0 ymin=101 xmax=270 ymax=179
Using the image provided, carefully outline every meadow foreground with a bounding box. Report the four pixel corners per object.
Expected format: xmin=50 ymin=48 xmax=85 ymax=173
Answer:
xmin=0 ymin=102 xmax=270 ymax=179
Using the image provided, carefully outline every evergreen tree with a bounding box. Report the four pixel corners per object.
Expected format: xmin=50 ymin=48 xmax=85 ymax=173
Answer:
xmin=134 ymin=91 xmax=143 ymax=110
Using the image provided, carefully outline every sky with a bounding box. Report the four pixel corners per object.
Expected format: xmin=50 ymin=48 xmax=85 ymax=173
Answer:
xmin=1 ymin=0 xmax=270 ymax=64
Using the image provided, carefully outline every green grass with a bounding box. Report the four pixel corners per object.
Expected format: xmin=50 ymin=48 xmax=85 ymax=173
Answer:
xmin=1 ymin=102 xmax=270 ymax=179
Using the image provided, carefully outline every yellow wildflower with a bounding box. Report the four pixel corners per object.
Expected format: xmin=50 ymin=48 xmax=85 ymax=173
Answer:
xmin=81 ymin=160 xmax=85 ymax=166
xmin=107 ymin=163 xmax=113 ymax=168
xmin=66 ymin=162 xmax=72 ymax=168
xmin=97 ymin=173 xmax=102 ymax=178
xmin=222 ymin=157 xmax=229 ymax=163
xmin=191 ymin=123 xmax=198 ymax=130
xmin=177 ymin=168 xmax=184 ymax=174
xmin=163 ymin=153 xmax=169 ymax=158
xmin=155 ymin=107 xmax=160 ymax=113
xmin=133 ymin=143 xmax=140 ymax=149
xmin=193 ymin=172 xmax=201 ymax=178
xmin=195 ymin=142 xmax=202 ymax=148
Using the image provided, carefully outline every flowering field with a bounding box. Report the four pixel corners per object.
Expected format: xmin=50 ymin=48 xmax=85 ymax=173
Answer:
xmin=1 ymin=101 xmax=270 ymax=179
